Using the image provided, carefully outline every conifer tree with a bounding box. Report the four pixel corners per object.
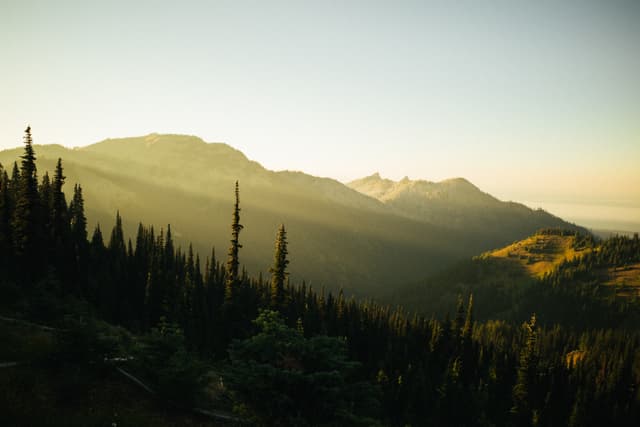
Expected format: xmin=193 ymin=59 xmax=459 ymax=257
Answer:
xmin=269 ymin=224 xmax=289 ymax=310
xmin=0 ymin=166 xmax=10 ymax=260
xmin=87 ymin=224 xmax=106 ymax=303
xmin=67 ymin=184 xmax=88 ymax=293
xmin=108 ymin=212 xmax=128 ymax=321
xmin=9 ymin=162 xmax=19 ymax=199
xmin=511 ymin=313 xmax=539 ymax=427
xmin=163 ymin=224 xmax=179 ymax=320
xmin=38 ymin=172 xmax=54 ymax=273
xmin=225 ymin=181 xmax=243 ymax=303
xmin=69 ymin=184 xmax=87 ymax=243
xmin=453 ymin=294 xmax=465 ymax=342
xmin=51 ymin=158 xmax=69 ymax=241
xmin=460 ymin=294 xmax=475 ymax=385
xmin=109 ymin=211 xmax=126 ymax=255
xmin=462 ymin=294 xmax=473 ymax=340
xmin=11 ymin=126 xmax=43 ymax=281
xmin=50 ymin=159 xmax=74 ymax=286
xmin=39 ymin=172 xmax=52 ymax=212
xmin=90 ymin=224 xmax=104 ymax=251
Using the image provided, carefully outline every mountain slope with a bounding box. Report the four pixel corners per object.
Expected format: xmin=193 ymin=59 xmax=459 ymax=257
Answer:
xmin=348 ymin=173 xmax=579 ymax=238
xmin=481 ymin=229 xmax=594 ymax=278
xmin=389 ymin=229 xmax=640 ymax=328
xmin=0 ymin=134 xmax=581 ymax=297
xmin=388 ymin=229 xmax=592 ymax=318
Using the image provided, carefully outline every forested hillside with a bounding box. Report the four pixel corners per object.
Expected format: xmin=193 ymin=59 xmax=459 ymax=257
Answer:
xmin=391 ymin=229 xmax=640 ymax=329
xmin=0 ymin=133 xmax=582 ymax=296
xmin=1 ymin=129 xmax=639 ymax=426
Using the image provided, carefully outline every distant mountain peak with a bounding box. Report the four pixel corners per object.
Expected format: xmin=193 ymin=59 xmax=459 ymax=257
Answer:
xmin=347 ymin=172 xmax=578 ymax=232
xmin=442 ymin=177 xmax=470 ymax=185
xmin=143 ymin=133 xmax=206 ymax=145
xmin=440 ymin=177 xmax=481 ymax=191
xmin=360 ymin=172 xmax=385 ymax=181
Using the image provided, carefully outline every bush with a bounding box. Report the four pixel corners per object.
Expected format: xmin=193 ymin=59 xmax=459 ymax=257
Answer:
xmin=225 ymin=310 xmax=380 ymax=426
xmin=133 ymin=318 xmax=207 ymax=405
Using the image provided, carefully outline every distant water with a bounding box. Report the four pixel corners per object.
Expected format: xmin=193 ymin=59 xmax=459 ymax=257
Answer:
xmin=521 ymin=201 xmax=640 ymax=236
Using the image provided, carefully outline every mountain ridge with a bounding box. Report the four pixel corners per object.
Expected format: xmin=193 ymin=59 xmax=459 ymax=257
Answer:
xmin=0 ymin=133 xmax=584 ymax=296
xmin=348 ymin=172 xmax=572 ymax=234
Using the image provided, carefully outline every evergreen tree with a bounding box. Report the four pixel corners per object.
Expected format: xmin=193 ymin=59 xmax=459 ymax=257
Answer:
xmin=86 ymin=223 xmax=106 ymax=303
xmin=69 ymin=184 xmax=87 ymax=244
xmin=38 ymin=172 xmax=53 ymax=268
xmin=51 ymin=159 xmax=73 ymax=287
xmin=269 ymin=224 xmax=289 ymax=310
xmin=51 ymin=158 xmax=69 ymax=242
xmin=90 ymin=224 xmax=104 ymax=252
xmin=462 ymin=294 xmax=474 ymax=340
xmin=39 ymin=172 xmax=52 ymax=212
xmin=163 ymin=224 xmax=178 ymax=321
xmin=109 ymin=211 xmax=126 ymax=255
xmin=0 ymin=166 xmax=11 ymax=268
xmin=511 ymin=313 xmax=539 ymax=427
xmin=68 ymin=184 xmax=88 ymax=293
xmin=453 ymin=294 xmax=465 ymax=343
xmin=107 ymin=212 xmax=128 ymax=322
xmin=460 ymin=294 xmax=475 ymax=385
xmin=225 ymin=181 xmax=243 ymax=303
xmin=11 ymin=126 xmax=43 ymax=282
xmin=9 ymin=161 xmax=20 ymax=199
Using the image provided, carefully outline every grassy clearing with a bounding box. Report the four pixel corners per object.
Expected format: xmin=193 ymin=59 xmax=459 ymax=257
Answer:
xmin=483 ymin=233 xmax=591 ymax=278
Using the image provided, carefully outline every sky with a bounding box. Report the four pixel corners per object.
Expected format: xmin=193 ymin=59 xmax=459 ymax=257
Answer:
xmin=1 ymin=0 xmax=639 ymax=224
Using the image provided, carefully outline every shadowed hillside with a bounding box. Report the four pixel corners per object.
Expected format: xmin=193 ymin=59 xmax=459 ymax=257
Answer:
xmin=0 ymin=134 xmax=582 ymax=296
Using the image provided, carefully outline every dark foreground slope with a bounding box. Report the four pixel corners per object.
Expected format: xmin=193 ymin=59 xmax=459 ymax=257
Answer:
xmin=0 ymin=134 xmax=580 ymax=296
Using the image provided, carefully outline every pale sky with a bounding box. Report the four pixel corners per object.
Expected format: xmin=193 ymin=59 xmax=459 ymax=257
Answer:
xmin=1 ymin=1 xmax=639 ymax=214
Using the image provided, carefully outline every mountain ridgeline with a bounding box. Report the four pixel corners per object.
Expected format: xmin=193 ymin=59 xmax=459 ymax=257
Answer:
xmin=348 ymin=172 xmax=570 ymax=235
xmin=0 ymin=133 xmax=582 ymax=296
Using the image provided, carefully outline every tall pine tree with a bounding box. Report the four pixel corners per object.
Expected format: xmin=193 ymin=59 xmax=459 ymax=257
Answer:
xmin=511 ymin=313 xmax=539 ymax=427
xmin=0 ymin=166 xmax=10 ymax=273
xmin=225 ymin=181 xmax=243 ymax=303
xmin=51 ymin=158 xmax=72 ymax=288
xmin=269 ymin=224 xmax=289 ymax=310
xmin=51 ymin=158 xmax=69 ymax=242
xmin=69 ymin=184 xmax=87 ymax=244
xmin=11 ymin=126 xmax=43 ymax=282
xmin=69 ymin=184 xmax=88 ymax=294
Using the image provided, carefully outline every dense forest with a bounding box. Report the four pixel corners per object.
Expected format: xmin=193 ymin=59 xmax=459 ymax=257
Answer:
xmin=1 ymin=128 xmax=639 ymax=426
